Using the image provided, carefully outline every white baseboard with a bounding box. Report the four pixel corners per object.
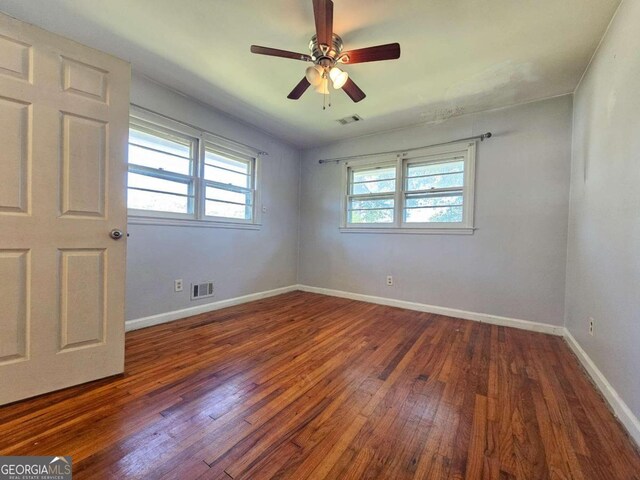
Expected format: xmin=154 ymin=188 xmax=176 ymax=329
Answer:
xmin=296 ymin=284 xmax=565 ymax=336
xmin=564 ymin=329 xmax=640 ymax=447
xmin=125 ymin=285 xmax=299 ymax=332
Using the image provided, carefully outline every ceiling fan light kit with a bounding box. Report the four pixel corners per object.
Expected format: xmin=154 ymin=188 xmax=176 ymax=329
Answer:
xmin=250 ymin=0 xmax=401 ymax=107
xmin=306 ymin=64 xmax=348 ymax=90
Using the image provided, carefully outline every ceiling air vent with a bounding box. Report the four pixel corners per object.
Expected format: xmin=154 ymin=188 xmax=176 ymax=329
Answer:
xmin=337 ymin=114 xmax=363 ymax=126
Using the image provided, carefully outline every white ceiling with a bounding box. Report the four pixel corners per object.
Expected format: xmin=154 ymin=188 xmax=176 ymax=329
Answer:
xmin=0 ymin=0 xmax=620 ymax=147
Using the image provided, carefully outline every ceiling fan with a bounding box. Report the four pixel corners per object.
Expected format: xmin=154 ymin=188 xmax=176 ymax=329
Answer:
xmin=250 ymin=0 xmax=401 ymax=103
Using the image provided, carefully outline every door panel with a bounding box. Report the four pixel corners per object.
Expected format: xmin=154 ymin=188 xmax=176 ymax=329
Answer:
xmin=0 ymin=250 xmax=29 ymax=364
xmin=0 ymin=33 xmax=31 ymax=81
xmin=59 ymin=249 xmax=106 ymax=351
xmin=62 ymin=56 xmax=108 ymax=103
xmin=0 ymin=13 xmax=130 ymax=405
xmin=0 ymin=97 xmax=30 ymax=213
xmin=60 ymin=113 xmax=106 ymax=217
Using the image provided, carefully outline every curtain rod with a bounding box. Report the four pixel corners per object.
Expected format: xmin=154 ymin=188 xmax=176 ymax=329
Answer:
xmin=130 ymin=103 xmax=269 ymax=157
xmin=318 ymin=132 xmax=492 ymax=164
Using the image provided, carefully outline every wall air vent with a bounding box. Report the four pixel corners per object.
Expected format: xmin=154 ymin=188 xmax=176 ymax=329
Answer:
xmin=191 ymin=281 xmax=214 ymax=300
xmin=337 ymin=114 xmax=363 ymax=125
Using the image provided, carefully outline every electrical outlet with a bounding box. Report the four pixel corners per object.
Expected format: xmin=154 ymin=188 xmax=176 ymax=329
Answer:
xmin=386 ymin=275 xmax=393 ymax=286
xmin=589 ymin=317 xmax=594 ymax=336
xmin=175 ymin=279 xmax=183 ymax=292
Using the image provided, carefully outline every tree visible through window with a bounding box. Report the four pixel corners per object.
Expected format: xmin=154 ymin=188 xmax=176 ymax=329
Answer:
xmin=347 ymin=165 xmax=395 ymax=224
xmin=404 ymin=158 xmax=465 ymax=223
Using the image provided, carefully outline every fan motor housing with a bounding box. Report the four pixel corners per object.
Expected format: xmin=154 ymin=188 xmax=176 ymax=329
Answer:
xmin=309 ymin=34 xmax=343 ymax=64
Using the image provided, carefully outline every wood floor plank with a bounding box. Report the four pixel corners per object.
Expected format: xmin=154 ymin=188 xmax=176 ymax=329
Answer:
xmin=1 ymin=291 xmax=639 ymax=479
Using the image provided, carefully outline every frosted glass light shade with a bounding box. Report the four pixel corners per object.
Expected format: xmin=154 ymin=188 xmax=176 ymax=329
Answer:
xmin=305 ymin=65 xmax=324 ymax=86
xmin=329 ymin=67 xmax=348 ymax=89
xmin=314 ymin=78 xmax=330 ymax=94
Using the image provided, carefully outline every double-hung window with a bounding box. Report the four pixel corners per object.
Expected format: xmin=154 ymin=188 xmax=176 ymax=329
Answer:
xmin=342 ymin=141 xmax=476 ymax=233
xmin=128 ymin=120 xmax=197 ymax=217
xmin=346 ymin=162 xmax=396 ymax=224
xmin=127 ymin=109 xmax=260 ymax=227
xmin=203 ymin=143 xmax=255 ymax=221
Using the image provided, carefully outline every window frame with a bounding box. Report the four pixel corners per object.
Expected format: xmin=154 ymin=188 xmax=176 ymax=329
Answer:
xmin=127 ymin=107 xmax=262 ymax=229
xmin=340 ymin=141 xmax=476 ymax=234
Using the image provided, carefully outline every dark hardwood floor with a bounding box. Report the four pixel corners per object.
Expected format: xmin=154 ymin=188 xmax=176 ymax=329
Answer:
xmin=1 ymin=291 xmax=639 ymax=479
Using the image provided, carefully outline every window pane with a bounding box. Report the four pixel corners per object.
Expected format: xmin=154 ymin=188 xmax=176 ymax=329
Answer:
xmin=351 ymin=180 xmax=396 ymax=195
xmin=405 ymin=193 xmax=463 ymax=208
xmin=129 ymin=127 xmax=191 ymax=158
xmin=349 ymin=197 xmax=394 ymax=211
xmin=348 ymin=197 xmax=394 ymax=225
xmin=205 ymin=151 xmax=250 ymax=174
xmin=404 ymin=191 xmax=464 ymax=223
xmin=350 ymin=166 xmax=396 ymax=195
xmin=128 ymin=145 xmax=191 ymax=175
xmin=352 ymin=166 xmax=395 ymax=183
xmin=407 ymin=160 xmax=463 ymax=178
xmin=206 ymin=200 xmax=250 ymax=219
xmin=406 ymin=159 xmax=464 ymax=191
xmin=128 ymin=188 xmax=189 ymax=213
xmin=407 ymin=172 xmax=464 ymax=191
xmin=405 ymin=206 xmax=463 ymax=223
xmin=128 ymin=172 xmax=189 ymax=195
xmin=348 ymin=208 xmax=394 ymax=224
xmin=205 ymin=186 xmax=250 ymax=206
xmin=204 ymin=165 xmax=250 ymax=188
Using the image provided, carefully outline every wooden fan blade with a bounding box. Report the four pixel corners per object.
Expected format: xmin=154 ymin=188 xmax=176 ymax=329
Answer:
xmin=313 ymin=0 xmax=333 ymax=47
xmin=287 ymin=77 xmax=311 ymax=100
xmin=342 ymin=77 xmax=366 ymax=103
xmin=340 ymin=43 xmax=401 ymax=64
xmin=250 ymin=45 xmax=312 ymax=62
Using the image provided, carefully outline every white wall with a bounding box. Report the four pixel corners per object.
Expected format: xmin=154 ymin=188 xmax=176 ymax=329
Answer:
xmin=125 ymin=73 xmax=301 ymax=322
xmin=298 ymin=96 xmax=573 ymax=326
xmin=565 ymin=0 xmax=640 ymax=419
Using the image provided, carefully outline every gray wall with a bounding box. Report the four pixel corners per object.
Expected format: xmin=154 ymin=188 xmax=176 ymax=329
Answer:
xmin=298 ymin=96 xmax=573 ymax=326
xmin=565 ymin=0 xmax=640 ymax=418
xmin=125 ymin=74 xmax=301 ymax=321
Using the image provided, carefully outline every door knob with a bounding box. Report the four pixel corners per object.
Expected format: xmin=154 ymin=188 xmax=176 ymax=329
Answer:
xmin=110 ymin=229 xmax=124 ymax=240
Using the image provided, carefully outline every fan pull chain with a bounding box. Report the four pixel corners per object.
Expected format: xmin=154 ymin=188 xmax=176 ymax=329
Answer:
xmin=321 ymin=69 xmax=325 ymax=110
xmin=319 ymin=67 xmax=333 ymax=110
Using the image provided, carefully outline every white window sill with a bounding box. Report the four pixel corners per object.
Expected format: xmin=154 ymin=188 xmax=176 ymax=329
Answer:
xmin=339 ymin=226 xmax=475 ymax=235
xmin=128 ymin=215 xmax=261 ymax=230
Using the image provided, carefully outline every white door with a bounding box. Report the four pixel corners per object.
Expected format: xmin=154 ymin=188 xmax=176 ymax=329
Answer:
xmin=0 ymin=13 xmax=130 ymax=405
